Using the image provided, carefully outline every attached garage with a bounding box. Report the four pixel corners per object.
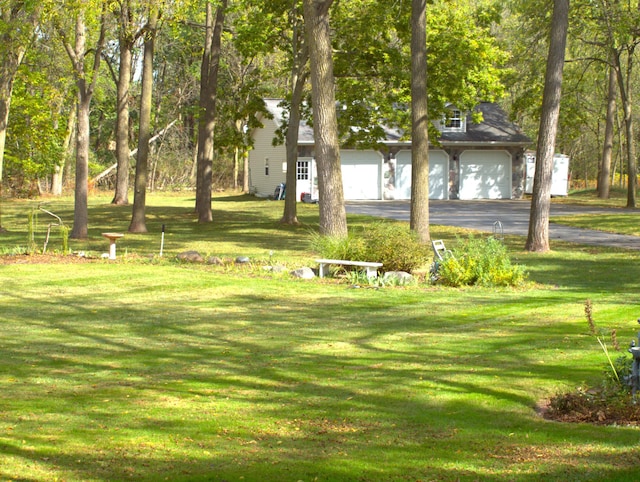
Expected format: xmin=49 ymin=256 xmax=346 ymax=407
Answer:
xmin=341 ymin=150 xmax=383 ymax=200
xmin=459 ymin=150 xmax=511 ymax=200
xmin=394 ymin=150 xmax=449 ymax=200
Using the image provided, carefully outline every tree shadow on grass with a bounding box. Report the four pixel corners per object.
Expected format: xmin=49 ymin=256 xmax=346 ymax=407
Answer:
xmin=3 ymin=270 xmax=640 ymax=480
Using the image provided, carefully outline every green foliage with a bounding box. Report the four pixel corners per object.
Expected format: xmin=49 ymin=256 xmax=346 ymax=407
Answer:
xmin=310 ymin=230 xmax=367 ymax=262
xmin=359 ymin=221 xmax=430 ymax=272
xmin=436 ymin=235 xmax=526 ymax=287
xmin=4 ymin=61 xmax=68 ymax=196
xmin=311 ymin=221 xmax=430 ymax=273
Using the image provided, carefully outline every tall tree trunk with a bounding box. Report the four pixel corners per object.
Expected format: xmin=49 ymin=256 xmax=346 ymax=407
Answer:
xmin=303 ymin=0 xmax=347 ymax=238
xmin=73 ymin=89 xmax=91 ymax=239
xmin=410 ymin=0 xmax=430 ymax=243
xmin=598 ymin=61 xmax=616 ymax=199
xmin=243 ymin=148 xmax=249 ymax=193
xmin=112 ymin=36 xmax=133 ymax=205
xmin=281 ymin=5 xmax=308 ymax=225
xmin=526 ymin=0 xmax=569 ymax=252
xmin=196 ymin=0 xmax=226 ymax=223
xmin=61 ymin=9 xmax=106 ymax=239
xmin=613 ymin=48 xmax=637 ymax=208
xmin=129 ymin=7 xmax=159 ymax=233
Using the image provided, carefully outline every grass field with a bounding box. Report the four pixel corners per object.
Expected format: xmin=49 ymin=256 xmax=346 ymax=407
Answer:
xmin=1 ymin=192 xmax=640 ymax=481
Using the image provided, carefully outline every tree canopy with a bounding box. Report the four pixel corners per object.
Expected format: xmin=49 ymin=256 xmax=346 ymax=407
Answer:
xmin=0 ymin=0 xmax=636 ymax=233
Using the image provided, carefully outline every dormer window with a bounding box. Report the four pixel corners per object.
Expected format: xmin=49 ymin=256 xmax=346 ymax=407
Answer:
xmin=442 ymin=108 xmax=466 ymax=132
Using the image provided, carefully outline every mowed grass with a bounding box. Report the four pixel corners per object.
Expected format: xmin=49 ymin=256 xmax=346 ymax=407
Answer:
xmin=1 ymin=192 xmax=640 ymax=481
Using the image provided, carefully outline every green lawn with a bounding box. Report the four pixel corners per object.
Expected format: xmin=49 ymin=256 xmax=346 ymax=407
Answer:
xmin=1 ymin=193 xmax=640 ymax=481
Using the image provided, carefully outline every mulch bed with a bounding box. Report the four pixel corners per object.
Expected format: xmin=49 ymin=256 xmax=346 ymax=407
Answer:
xmin=540 ymin=390 xmax=640 ymax=426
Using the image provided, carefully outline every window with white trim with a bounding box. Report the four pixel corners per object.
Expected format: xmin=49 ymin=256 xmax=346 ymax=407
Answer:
xmin=297 ymin=161 xmax=309 ymax=180
xmin=441 ymin=109 xmax=466 ymax=132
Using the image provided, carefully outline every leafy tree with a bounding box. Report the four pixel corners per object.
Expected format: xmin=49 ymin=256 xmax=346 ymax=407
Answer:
xmin=4 ymin=64 xmax=67 ymax=196
xmin=0 ymin=0 xmax=43 ymax=230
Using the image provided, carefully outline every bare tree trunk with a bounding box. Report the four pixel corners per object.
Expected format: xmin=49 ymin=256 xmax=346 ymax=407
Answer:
xmin=73 ymin=90 xmax=91 ymax=239
xmin=303 ymin=0 xmax=347 ymax=238
xmin=410 ymin=0 xmax=430 ymax=243
xmin=598 ymin=62 xmax=616 ymax=199
xmin=196 ymin=0 xmax=226 ymax=223
xmin=112 ymin=37 xmax=133 ymax=205
xmin=281 ymin=5 xmax=308 ymax=225
xmin=61 ymin=9 xmax=106 ymax=239
xmin=613 ymin=47 xmax=637 ymax=208
xmin=129 ymin=7 xmax=159 ymax=233
xmin=526 ymin=0 xmax=569 ymax=252
xmin=243 ymin=148 xmax=249 ymax=193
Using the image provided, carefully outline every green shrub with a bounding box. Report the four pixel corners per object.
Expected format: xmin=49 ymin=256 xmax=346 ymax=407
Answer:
xmin=311 ymin=222 xmax=430 ymax=274
xmin=310 ymin=231 xmax=367 ymax=262
xmin=360 ymin=222 xmax=430 ymax=272
xmin=436 ymin=235 xmax=526 ymax=287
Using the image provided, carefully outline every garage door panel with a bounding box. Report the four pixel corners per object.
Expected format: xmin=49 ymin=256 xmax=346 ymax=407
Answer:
xmin=341 ymin=150 xmax=382 ymax=200
xmin=459 ymin=150 xmax=511 ymax=200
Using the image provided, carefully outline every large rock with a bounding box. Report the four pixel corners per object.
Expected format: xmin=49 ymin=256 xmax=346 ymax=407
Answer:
xmin=290 ymin=267 xmax=315 ymax=279
xmin=176 ymin=250 xmax=204 ymax=263
xmin=383 ymin=271 xmax=414 ymax=285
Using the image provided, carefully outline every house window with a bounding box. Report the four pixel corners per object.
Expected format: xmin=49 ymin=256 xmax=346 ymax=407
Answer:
xmin=265 ymin=158 xmax=269 ymax=176
xmin=442 ymin=109 xmax=465 ymax=132
xmin=297 ymin=161 xmax=309 ymax=180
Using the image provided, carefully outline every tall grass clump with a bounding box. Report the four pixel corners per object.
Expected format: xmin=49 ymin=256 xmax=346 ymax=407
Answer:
xmin=310 ymin=222 xmax=430 ymax=273
xmin=436 ymin=235 xmax=526 ymax=287
xmin=310 ymin=230 xmax=367 ymax=261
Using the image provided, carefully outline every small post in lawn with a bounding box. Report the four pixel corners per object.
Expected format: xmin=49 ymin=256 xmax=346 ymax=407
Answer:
xmin=160 ymin=224 xmax=165 ymax=257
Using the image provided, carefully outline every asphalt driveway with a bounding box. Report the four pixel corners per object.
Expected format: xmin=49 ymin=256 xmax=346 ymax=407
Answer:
xmin=345 ymin=199 xmax=640 ymax=250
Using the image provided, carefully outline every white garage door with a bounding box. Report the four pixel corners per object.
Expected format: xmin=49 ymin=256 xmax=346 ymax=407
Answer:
xmin=459 ymin=150 xmax=511 ymax=200
xmin=341 ymin=150 xmax=383 ymax=200
xmin=394 ymin=150 xmax=448 ymax=200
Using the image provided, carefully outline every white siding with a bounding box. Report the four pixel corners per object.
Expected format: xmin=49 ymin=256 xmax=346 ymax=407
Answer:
xmin=248 ymin=119 xmax=287 ymax=197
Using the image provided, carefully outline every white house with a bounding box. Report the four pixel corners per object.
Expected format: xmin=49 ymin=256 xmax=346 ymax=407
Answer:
xmin=248 ymin=99 xmax=532 ymax=201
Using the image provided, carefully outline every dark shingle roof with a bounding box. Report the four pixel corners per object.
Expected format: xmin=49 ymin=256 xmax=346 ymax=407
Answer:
xmin=440 ymin=102 xmax=531 ymax=146
xmin=262 ymin=99 xmax=531 ymax=147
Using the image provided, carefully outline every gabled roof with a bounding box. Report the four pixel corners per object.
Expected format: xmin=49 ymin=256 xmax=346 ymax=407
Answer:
xmin=263 ymin=99 xmax=315 ymax=145
xmin=440 ymin=102 xmax=532 ymax=146
xmin=262 ymin=99 xmax=531 ymax=148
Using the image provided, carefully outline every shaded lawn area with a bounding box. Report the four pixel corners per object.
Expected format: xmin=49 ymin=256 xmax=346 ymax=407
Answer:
xmin=1 ymin=193 xmax=640 ymax=480
xmin=2 ymin=259 xmax=640 ymax=481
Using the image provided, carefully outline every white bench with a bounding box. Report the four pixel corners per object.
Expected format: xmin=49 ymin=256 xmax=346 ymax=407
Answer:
xmin=315 ymin=258 xmax=383 ymax=278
